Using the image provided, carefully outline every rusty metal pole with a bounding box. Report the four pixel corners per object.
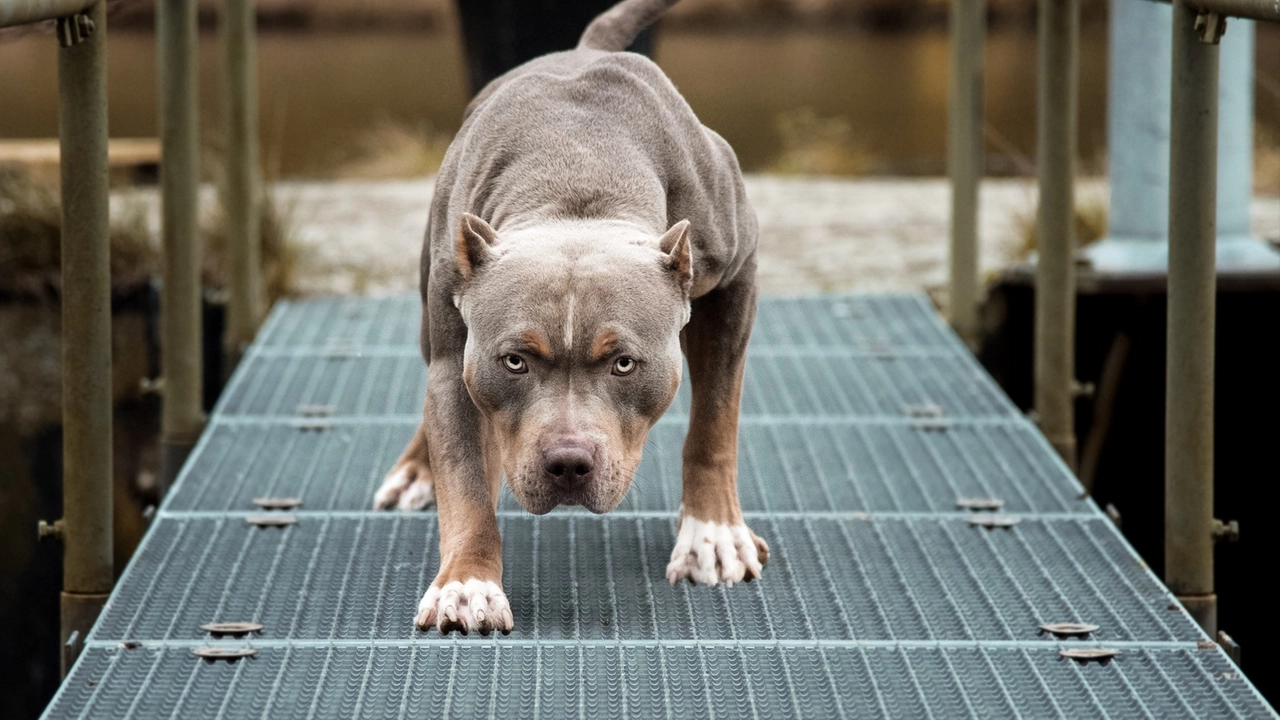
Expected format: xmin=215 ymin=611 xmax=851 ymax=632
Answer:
xmin=157 ymin=0 xmax=204 ymax=489
xmin=55 ymin=0 xmax=112 ymax=676
xmin=221 ymin=0 xmax=262 ymax=369
xmin=947 ymin=0 xmax=984 ymax=347
xmin=1034 ymin=0 xmax=1079 ymax=469
xmin=1166 ymin=0 xmax=1222 ymax=636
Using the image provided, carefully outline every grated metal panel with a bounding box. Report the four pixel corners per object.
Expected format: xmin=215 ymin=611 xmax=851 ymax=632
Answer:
xmin=255 ymin=293 xmax=964 ymax=354
xmin=214 ymin=353 xmax=1015 ymax=419
xmin=43 ymin=294 xmax=1277 ymax=719
xmin=92 ymin=515 xmax=1198 ymax=643
xmin=166 ymin=421 xmax=1087 ymax=514
xmin=47 ymin=645 xmax=1272 ymax=720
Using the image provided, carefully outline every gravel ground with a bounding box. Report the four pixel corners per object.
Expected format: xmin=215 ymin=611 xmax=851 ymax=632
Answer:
xmin=122 ymin=174 xmax=1280 ymax=300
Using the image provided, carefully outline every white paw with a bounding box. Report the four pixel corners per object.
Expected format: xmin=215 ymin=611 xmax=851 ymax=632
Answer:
xmin=373 ymin=463 xmax=434 ymax=510
xmin=666 ymin=515 xmax=769 ymax=587
xmin=414 ymin=579 xmax=513 ymax=635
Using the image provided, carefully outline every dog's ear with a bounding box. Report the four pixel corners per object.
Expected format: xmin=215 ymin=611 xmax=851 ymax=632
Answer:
xmin=659 ymin=219 xmax=693 ymax=294
xmin=455 ymin=213 xmax=499 ymax=280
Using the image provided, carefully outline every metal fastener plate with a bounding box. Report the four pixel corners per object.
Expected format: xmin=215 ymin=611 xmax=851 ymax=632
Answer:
xmin=969 ymin=515 xmax=1020 ymax=529
xmin=192 ymin=647 xmax=258 ymax=661
xmin=1059 ymin=648 xmax=1121 ymax=663
xmin=296 ymin=404 xmax=335 ymax=417
xmin=246 ymin=515 xmax=297 ymax=527
xmin=199 ymin=622 xmax=263 ymax=637
xmin=252 ymin=497 xmax=302 ymax=511
xmin=1039 ymin=622 xmax=1099 ymax=638
xmin=911 ymin=418 xmax=951 ymax=432
xmin=956 ymin=497 xmax=1005 ymax=512
xmin=904 ymin=403 xmax=943 ymax=418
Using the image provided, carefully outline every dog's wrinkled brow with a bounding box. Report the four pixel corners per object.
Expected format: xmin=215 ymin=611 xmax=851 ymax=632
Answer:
xmin=516 ymin=329 xmax=552 ymax=359
xmin=590 ymin=329 xmax=619 ymax=361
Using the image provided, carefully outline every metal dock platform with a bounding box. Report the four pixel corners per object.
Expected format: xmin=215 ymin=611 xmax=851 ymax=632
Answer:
xmin=42 ymin=294 xmax=1276 ymax=718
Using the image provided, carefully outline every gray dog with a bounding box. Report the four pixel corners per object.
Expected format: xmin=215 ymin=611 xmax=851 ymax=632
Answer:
xmin=373 ymin=0 xmax=768 ymax=635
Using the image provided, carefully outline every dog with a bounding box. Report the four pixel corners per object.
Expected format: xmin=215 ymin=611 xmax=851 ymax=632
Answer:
xmin=373 ymin=0 xmax=768 ymax=635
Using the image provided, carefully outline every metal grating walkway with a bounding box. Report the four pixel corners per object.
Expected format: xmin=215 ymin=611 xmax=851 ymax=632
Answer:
xmin=43 ymin=294 xmax=1276 ymax=719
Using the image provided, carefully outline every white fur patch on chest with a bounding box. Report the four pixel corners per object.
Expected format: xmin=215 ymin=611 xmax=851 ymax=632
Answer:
xmin=666 ymin=512 xmax=765 ymax=587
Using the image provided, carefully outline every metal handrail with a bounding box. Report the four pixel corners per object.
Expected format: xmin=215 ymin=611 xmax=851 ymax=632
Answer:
xmin=2 ymin=0 xmax=115 ymax=675
xmin=0 ymin=0 xmax=91 ymax=28
xmin=1150 ymin=0 xmax=1280 ymax=22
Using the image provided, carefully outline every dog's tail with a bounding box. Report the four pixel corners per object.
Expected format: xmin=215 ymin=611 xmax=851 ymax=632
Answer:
xmin=577 ymin=0 xmax=679 ymax=52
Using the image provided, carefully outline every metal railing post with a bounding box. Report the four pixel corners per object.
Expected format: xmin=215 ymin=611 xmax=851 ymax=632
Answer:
xmin=1166 ymin=0 xmax=1221 ymax=636
xmin=222 ymin=0 xmax=262 ymax=368
xmin=157 ymin=0 xmax=204 ymax=489
xmin=1034 ymin=0 xmax=1079 ymax=469
xmin=947 ymin=0 xmax=984 ymax=347
xmin=55 ymin=0 xmax=112 ymax=676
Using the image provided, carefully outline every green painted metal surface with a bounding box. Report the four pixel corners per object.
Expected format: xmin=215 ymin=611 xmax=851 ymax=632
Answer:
xmin=42 ymin=294 xmax=1276 ymax=718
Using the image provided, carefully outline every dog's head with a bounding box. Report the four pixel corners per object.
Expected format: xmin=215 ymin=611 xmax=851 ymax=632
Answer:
xmin=452 ymin=213 xmax=692 ymax=514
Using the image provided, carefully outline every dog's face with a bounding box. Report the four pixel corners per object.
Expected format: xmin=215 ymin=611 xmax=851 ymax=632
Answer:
xmin=453 ymin=214 xmax=693 ymax=514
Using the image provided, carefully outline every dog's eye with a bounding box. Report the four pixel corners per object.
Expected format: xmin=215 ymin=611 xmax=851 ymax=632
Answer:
xmin=502 ymin=355 xmax=527 ymax=373
xmin=612 ymin=356 xmax=637 ymax=376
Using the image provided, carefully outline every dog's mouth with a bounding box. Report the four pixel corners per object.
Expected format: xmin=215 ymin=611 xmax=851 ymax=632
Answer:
xmin=507 ymin=458 xmax=635 ymax=516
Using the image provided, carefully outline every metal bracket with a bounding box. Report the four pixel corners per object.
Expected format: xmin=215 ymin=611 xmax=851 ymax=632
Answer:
xmin=1059 ymin=648 xmax=1121 ymax=664
xmin=296 ymin=404 xmax=334 ymax=418
xmin=193 ymin=647 xmax=258 ymax=662
xmin=1104 ymin=503 xmax=1122 ymax=528
xmin=1211 ymin=518 xmax=1239 ymax=542
xmin=55 ymin=12 xmax=95 ymax=48
xmin=62 ymin=630 xmax=81 ymax=675
xmin=246 ymin=515 xmax=297 ymax=528
xmin=252 ymin=497 xmax=303 ymax=511
xmin=1217 ymin=631 xmax=1241 ymax=666
xmin=969 ymin=515 xmax=1020 ymax=529
xmin=1194 ymin=11 xmax=1227 ymax=44
xmin=1039 ymin=622 xmax=1099 ymax=639
xmin=38 ymin=519 xmax=65 ymax=542
xmin=1070 ymin=380 xmax=1096 ymax=399
xmin=200 ymin=621 xmax=264 ymax=637
xmin=956 ymin=497 xmax=1004 ymax=512
xmin=904 ymin=403 xmax=943 ymax=419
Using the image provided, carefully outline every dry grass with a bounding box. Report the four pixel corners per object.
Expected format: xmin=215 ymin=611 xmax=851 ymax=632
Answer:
xmin=0 ymin=166 xmax=158 ymax=297
xmin=1256 ymin=121 xmax=1280 ymax=197
xmin=0 ymin=161 xmax=298 ymax=304
xmin=201 ymin=189 xmax=300 ymax=306
xmin=1015 ymin=183 xmax=1109 ymax=259
xmin=768 ymin=108 xmax=877 ymax=177
xmin=331 ymin=120 xmax=452 ymax=180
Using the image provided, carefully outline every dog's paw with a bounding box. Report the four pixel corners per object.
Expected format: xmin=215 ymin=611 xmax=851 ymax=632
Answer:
xmin=414 ymin=579 xmax=513 ymax=636
xmin=666 ymin=515 xmax=769 ymax=587
xmin=373 ymin=461 xmax=434 ymax=510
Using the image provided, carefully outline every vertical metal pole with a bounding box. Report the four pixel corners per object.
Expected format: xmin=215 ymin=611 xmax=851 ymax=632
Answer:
xmin=1166 ymin=0 xmax=1220 ymax=637
xmin=157 ymin=0 xmax=204 ymax=489
xmin=222 ymin=0 xmax=262 ymax=368
xmin=56 ymin=0 xmax=112 ymax=676
xmin=1034 ymin=0 xmax=1079 ymax=469
xmin=947 ymin=0 xmax=984 ymax=347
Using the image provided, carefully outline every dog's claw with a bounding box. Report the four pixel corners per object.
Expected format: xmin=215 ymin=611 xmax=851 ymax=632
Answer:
xmin=666 ymin=515 xmax=766 ymax=587
xmin=415 ymin=579 xmax=513 ymax=636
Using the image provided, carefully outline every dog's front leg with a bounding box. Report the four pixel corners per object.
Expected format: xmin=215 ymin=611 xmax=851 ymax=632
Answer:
xmin=413 ymin=359 xmax=512 ymax=635
xmin=666 ymin=276 xmax=770 ymax=586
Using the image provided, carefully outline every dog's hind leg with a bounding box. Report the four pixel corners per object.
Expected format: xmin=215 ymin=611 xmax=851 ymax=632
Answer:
xmin=374 ymin=422 xmax=435 ymax=510
xmin=666 ymin=271 xmax=770 ymax=587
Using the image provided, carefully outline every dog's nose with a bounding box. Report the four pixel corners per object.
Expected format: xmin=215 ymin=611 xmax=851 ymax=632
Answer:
xmin=542 ymin=441 xmax=595 ymax=489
